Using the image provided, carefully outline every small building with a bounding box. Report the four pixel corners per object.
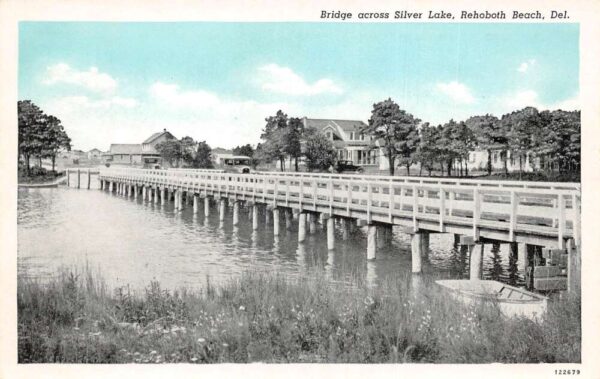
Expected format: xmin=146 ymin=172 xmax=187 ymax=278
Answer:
xmin=212 ymin=148 xmax=234 ymax=166
xmin=87 ymin=148 xmax=103 ymax=160
xmin=104 ymin=129 xmax=177 ymax=168
xmin=465 ymin=145 xmax=536 ymax=173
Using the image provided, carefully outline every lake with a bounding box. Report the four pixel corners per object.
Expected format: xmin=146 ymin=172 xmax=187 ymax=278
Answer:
xmin=17 ymin=181 xmax=524 ymax=291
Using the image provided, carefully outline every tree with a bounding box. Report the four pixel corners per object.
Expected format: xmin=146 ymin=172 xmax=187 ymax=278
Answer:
xmin=42 ymin=115 xmax=71 ymax=172
xmin=18 ymin=100 xmax=46 ymax=175
xmin=362 ymin=98 xmax=420 ymax=176
xmin=415 ymin=123 xmax=440 ymax=176
xmin=283 ymin=117 xmax=304 ymax=171
xmin=179 ymin=136 xmax=197 ymax=166
xmin=502 ymin=107 xmax=541 ymax=178
xmin=193 ymin=141 xmax=213 ymax=168
xmin=464 ymin=114 xmax=503 ymax=175
xmin=536 ymin=110 xmax=580 ymax=173
xmin=303 ymin=127 xmax=336 ymax=172
xmin=260 ymin=110 xmax=289 ymax=171
xmin=156 ymin=139 xmax=183 ymax=167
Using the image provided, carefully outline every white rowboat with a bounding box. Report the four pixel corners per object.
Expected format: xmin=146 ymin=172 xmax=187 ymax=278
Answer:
xmin=436 ymin=280 xmax=548 ymax=320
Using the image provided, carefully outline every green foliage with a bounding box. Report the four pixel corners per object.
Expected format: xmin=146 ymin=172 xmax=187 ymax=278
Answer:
xmin=193 ymin=141 xmax=214 ymax=169
xmin=302 ymin=127 xmax=337 ymax=172
xmin=260 ymin=111 xmax=304 ymax=171
xmin=18 ymin=100 xmax=71 ymax=175
xmin=155 ymin=140 xmax=183 ymax=167
xmin=362 ymin=98 xmax=420 ymax=175
xmin=18 ymin=269 xmax=581 ymax=363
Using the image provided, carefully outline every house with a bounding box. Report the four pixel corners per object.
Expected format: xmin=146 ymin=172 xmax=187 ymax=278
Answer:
xmin=465 ymin=145 xmax=536 ymax=173
xmin=301 ymin=117 xmax=385 ymax=170
xmin=87 ymin=148 xmax=103 ymax=160
xmin=104 ymin=129 xmax=176 ymax=168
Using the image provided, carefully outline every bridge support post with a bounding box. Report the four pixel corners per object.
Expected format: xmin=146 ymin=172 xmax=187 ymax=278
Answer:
xmin=514 ymin=242 xmax=529 ymax=275
xmin=100 ymin=179 xmax=104 ymax=190
xmin=154 ymin=188 xmax=159 ymax=204
xmin=340 ymin=218 xmax=349 ymax=240
xmin=567 ymin=238 xmax=580 ymax=294
xmin=309 ymin=213 xmax=317 ymax=234
xmin=174 ymin=190 xmax=179 ymax=209
xmin=193 ymin=195 xmax=199 ymax=213
xmin=233 ymin=201 xmax=240 ymax=225
xmin=367 ymin=223 xmax=377 ymax=260
xmin=326 ymin=215 xmax=335 ymax=250
xmin=469 ymin=244 xmax=484 ymax=280
xmin=219 ymin=199 xmax=226 ymax=221
xmin=141 ymin=186 xmax=146 ymax=201
xmin=179 ymin=192 xmax=185 ymax=210
xmin=204 ymin=197 xmax=210 ymax=216
xmin=411 ymin=233 xmax=424 ymax=274
xmin=161 ymin=188 xmax=166 ymax=205
xmin=77 ymin=169 xmax=81 ymax=189
xmin=273 ymin=208 xmax=280 ymax=236
xmin=130 ymin=184 xmax=134 ymax=197
xmin=108 ymin=181 xmax=113 ymax=193
xmin=285 ymin=208 xmax=292 ymax=230
xmin=252 ymin=204 xmax=259 ymax=230
xmin=87 ymin=169 xmax=91 ymax=189
xmin=133 ymin=185 xmax=138 ymax=199
xmin=265 ymin=207 xmax=272 ymax=225
xmin=298 ymin=213 xmax=307 ymax=243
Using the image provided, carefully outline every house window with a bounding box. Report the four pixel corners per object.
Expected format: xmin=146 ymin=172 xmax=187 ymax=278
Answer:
xmin=349 ymin=132 xmax=354 ymax=140
xmin=326 ymin=131 xmax=333 ymax=140
xmin=493 ymin=152 xmax=498 ymax=163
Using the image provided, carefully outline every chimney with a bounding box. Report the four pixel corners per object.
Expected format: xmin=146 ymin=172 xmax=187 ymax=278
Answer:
xmin=163 ymin=128 xmax=166 ymax=132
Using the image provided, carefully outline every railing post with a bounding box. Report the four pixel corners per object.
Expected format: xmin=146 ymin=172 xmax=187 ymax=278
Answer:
xmin=412 ymin=185 xmax=418 ymax=231
xmin=439 ymin=188 xmax=445 ymax=232
xmin=509 ymin=190 xmax=518 ymax=241
xmin=558 ymin=193 xmax=565 ymax=249
xmin=473 ymin=188 xmax=480 ymax=240
xmin=388 ymin=181 xmax=394 ymax=223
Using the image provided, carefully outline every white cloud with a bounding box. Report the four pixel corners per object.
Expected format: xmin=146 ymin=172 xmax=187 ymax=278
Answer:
xmin=43 ymin=63 xmax=118 ymax=94
xmin=148 ymin=81 xmax=297 ymax=148
xmin=504 ymin=89 xmax=539 ymax=109
xmin=258 ymin=64 xmax=343 ymax=96
xmin=517 ymin=59 xmax=536 ymax=73
xmin=435 ymin=81 xmax=475 ymax=104
xmin=48 ymin=95 xmax=138 ymax=114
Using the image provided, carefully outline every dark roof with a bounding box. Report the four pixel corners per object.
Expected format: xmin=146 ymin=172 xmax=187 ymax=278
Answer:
xmin=142 ymin=130 xmax=175 ymax=144
xmin=303 ymin=118 xmax=368 ymax=132
xmin=109 ymin=144 xmax=142 ymax=154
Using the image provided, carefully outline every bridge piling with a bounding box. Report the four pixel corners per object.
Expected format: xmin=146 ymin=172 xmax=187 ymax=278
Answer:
xmin=154 ymin=188 xmax=159 ymax=204
xmin=161 ymin=188 xmax=166 ymax=204
xmin=87 ymin=169 xmax=91 ymax=189
xmin=193 ymin=195 xmax=199 ymax=213
xmin=77 ymin=169 xmax=81 ymax=189
xmin=285 ymin=209 xmax=293 ymax=230
xmin=232 ymin=201 xmax=240 ymax=225
xmin=204 ymin=197 xmax=210 ymax=216
xmin=367 ymin=223 xmax=377 ymax=260
xmin=252 ymin=204 xmax=259 ymax=230
xmin=309 ymin=213 xmax=317 ymax=234
xmin=411 ymin=233 xmax=424 ymax=273
xmin=326 ymin=215 xmax=335 ymax=250
xmin=273 ymin=208 xmax=280 ymax=236
xmin=298 ymin=213 xmax=307 ymax=242
xmin=265 ymin=207 xmax=272 ymax=225
xmin=219 ymin=199 xmax=226 ymax=221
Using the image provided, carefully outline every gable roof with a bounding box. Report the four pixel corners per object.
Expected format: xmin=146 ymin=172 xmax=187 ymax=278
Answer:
xmin=142 ymin=130 xmax=175 ymax=144
xmin=109 ymin=144 xmax=142 ymax=154
xmin=303 ymin=118 xmax=367 ymax=132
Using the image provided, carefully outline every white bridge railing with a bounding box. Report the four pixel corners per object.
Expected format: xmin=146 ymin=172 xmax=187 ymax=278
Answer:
xmin=99 ymin=167 xmax=581 ymax=247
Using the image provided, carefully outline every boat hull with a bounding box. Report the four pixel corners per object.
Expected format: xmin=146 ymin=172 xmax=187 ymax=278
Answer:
xmin=436 ymin=280 xmax=548 ymax=320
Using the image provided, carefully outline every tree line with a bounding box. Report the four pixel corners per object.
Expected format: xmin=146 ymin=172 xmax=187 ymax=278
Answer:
xmin=18 ymin=100 xmax=72 ymax=175
xmin=155 ymin=137 xmax=214 ymax=168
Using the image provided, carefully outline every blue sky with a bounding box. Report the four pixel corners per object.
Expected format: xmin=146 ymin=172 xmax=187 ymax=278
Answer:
xmin=19 ymin=22 xmax=579 ymax=151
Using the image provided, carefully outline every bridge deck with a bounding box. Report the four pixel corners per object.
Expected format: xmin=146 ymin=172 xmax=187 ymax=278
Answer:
xmin=98 ymin=168 xmax=581 ymax=249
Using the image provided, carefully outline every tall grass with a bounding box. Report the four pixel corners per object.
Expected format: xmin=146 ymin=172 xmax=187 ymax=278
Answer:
xmin=17 ymin=268 xmax=580 ymax=363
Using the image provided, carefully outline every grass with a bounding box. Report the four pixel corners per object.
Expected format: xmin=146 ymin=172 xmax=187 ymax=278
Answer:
xmin=17 ymin=268 xmax=581 ymax=363
xmin=18 ymin=166 xmax=63 ymax=184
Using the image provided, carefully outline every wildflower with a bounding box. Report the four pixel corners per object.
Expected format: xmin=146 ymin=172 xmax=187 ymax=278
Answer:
xmin=222 ymin=343 xmax=229 ymax=348
xmin=150 ymin=350 xmax=157 ymax=355
xmin=190 ymin=357 xmax=198 ymax=362
xmin=238 ymin=322 xmax=243 ymax=327
xmin=239 ymin=305 xmax=245 ymax=311
xmin=197 ymin=337 xmax=206 ymax=343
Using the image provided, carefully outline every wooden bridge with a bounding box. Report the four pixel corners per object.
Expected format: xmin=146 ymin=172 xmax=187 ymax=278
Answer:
xmin=91 ymin=167 xmax=581 ymax=292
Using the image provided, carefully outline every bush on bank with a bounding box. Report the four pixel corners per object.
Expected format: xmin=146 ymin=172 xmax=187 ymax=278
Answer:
xmin=17 ymin=269 xmax=580 ymax=363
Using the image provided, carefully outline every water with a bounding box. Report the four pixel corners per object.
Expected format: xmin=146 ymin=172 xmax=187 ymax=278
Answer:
xmin=17 ymin=180 xmax=524 ymax=291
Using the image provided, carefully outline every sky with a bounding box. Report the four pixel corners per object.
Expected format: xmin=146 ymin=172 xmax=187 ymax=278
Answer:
xmin=19 ymin=22 xmax=579 ymax=151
